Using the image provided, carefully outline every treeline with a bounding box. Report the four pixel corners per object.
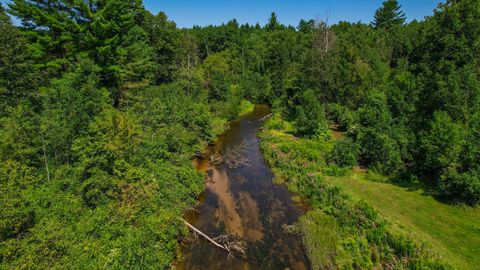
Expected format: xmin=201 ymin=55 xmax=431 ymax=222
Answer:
xmin=295 ymin=0 xmax=480 ymax=205
xmin=181 ymin=0 xmax=479 ymax=205
xmin=0 ymin=0 xmax=479 ymax=268
xmin=187 ymin=0 xmax=478 ymax=205
xmin=0 ymin=0 xmax=245 ymax=268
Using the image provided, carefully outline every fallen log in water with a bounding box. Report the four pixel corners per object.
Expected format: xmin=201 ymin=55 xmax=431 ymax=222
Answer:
xmin=211 ymin=140 xmax=252 ymax=169
xmin=182 ymin=219 xmax=230 ymax=252
xmin=259 ymin=113 xmax=272 ymax=121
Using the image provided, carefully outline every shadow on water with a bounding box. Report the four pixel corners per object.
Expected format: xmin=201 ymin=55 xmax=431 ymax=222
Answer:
xmin=176 ymin=105 xmax=309 ymax=270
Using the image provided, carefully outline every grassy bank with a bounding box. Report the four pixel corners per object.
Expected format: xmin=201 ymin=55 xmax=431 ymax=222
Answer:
xmin=259 ymin=114 xmax=452 ymax=269
xmin=328 ymin=173 xmax=480 ymax=270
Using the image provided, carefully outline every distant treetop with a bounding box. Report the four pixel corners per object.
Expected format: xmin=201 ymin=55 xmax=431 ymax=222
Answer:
xmin=267 ymin=12 xmax=281 ymax=31
xmin=372 ymin=0 xmax=406 ymax=29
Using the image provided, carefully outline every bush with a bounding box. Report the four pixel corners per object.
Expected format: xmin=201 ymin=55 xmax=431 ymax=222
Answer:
xmin=420 ymin=111 xmax=464 ymax=179
xmin=358 ymin=128 xmax=402 ymax=175
xmin=327 ymin=138 xmax=359 ymax=167
xmin=238 ymin=99 xmax=254 ymax=115
xmin=264 ymin=113 xmax=289 ymax=131
xmin=439 ymin=169 xmax=480 ymax=205
xmin=358 ymin=90 xmax=392 ymax=130
xmin=325 ymin=103 xmax=357 ymax=132
xmin=322 ymin=165 xmax=351 ymax=177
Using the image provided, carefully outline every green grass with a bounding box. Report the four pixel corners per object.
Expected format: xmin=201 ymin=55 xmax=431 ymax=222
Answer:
xmin=260 ymin=117 xmax=450 ymax=269
xmin=327 ymin=172 xmax=480 ymax=270
xmin=298 ymin=210 xmax=337 ymax=270
xmin=260 ymin=114 xmax=480 ymax=269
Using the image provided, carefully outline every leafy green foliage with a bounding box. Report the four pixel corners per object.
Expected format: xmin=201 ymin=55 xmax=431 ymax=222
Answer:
xmin=41 ymin=57 xmax=109 ymax=165
xmin=1 ymin=0 xmax=479 ymax=268
xmin=358 ymin=129 xmax=402 ymax=174
xmin=419 ymin=111 xmax=480 ymax=204
xmin=325 ymin=104 xmax=356 ymax=132
xmin=328 ymin=139 xmax=358 ymax=167
xmin=298 ymin=210 xmax=337 ymax=270
xmin=8 ymin=0 xmax=156 ymax=104
xmin=145 ymin=12 xmax=180 ymax=84
xmin=0 ymin=160 xmax=38 ymax=241
xmin=420 ymin=112 xmax=464 ymax=180
xmin=0 ymin=6 xmax=35 ymax=115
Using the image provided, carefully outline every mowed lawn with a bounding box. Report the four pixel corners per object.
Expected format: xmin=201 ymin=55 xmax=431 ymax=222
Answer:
xmin=327 ymin=173 xmax=480 ymax=270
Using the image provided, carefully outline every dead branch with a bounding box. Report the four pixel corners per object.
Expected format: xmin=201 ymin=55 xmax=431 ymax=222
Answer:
xmin=260 ymin=113 xmax=273 ymax=121
xmin=210 ymin=140 xmax=252 ymax=169
xmin=214 ymin=235 xmax=246 ymax=255
xmin=182 ymin=219 xmax=230 ymax=252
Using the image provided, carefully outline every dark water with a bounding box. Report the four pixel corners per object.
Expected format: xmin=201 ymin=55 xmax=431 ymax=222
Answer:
xmin=178 ymin=105 xmax=308 ymax=270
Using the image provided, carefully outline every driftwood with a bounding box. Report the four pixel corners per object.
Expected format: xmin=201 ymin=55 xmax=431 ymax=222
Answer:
xmin=214 ymin=235 xmax=246 ymax=256
xmin=259 ymin=113 xmax=273 ymax=121
xmin=210 ymin=140 xmax=252 ymax=169
xmin=182 ymin=219 xmax=230 ymax=252
xmin=182 ymin=219 xmax=247 ymax=257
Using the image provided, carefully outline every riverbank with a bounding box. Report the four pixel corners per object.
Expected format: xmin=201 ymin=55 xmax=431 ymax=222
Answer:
xmin=328 ymin=173 xmax=480 ymax=270
xmin=177 ymin=106 xmax=308 ymax=269
xmin=259 ymin=114 xmax=452 ymax=269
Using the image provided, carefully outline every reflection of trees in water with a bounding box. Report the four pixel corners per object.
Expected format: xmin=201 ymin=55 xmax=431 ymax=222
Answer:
xmin=182 ymin=109 xmax=307 ymax=269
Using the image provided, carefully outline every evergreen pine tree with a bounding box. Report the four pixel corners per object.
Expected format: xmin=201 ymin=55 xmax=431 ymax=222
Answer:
xmin=0 ymin=3 xmax=8 ymax=24
xmin=8 ymin=0 xmax=84 ymax=73
xmin=372 ymin=0 xmax=406 ymax=29
xmin=0 ymin=3 xmax=36 ymax=114
xmin=266 ymin=12 xmax=280 ymax=31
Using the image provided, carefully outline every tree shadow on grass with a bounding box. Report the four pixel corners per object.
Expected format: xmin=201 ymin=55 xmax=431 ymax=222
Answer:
xmin=388 ymin=173 xmax=475 ymax=207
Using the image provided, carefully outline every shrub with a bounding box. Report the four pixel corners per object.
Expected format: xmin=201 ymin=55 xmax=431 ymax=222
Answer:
xmin=358 ymin=128 xmax=402 ymax=175
xmin=439 ymin=169 xmax=480 ymax=205
xmin=294 ymin=89 xmax=329 ymax=138
xmin=325 ymin=103 xmax=357 ymax=132
xmin=327 ymin=139 xmax=359 ymax=167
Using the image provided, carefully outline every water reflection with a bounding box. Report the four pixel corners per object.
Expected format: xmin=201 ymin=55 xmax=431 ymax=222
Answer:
xmin=179 ymin=105 xmax=308 ymax=270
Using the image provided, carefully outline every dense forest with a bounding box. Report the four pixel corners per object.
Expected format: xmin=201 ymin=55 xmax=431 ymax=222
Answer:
xmin=0 ymin=0 xmax=479 ymax=268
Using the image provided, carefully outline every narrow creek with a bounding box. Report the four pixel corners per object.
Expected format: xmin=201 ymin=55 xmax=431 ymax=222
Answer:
xmin=178 ymin=105 xmax=309 ymax=270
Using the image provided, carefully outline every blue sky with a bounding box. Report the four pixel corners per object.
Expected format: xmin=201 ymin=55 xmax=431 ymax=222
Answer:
xmin=1 ymin=0 xmax=443 ymax=28
xmin=144 ymin=0 xmax=444 ymax=28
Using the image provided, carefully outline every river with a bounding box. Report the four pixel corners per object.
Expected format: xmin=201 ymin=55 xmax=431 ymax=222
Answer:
xmin=177 ymin=105 xmax=308 ymax=270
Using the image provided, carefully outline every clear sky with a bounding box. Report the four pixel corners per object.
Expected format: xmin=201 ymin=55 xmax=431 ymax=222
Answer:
xmin=1 ymin=0 xmax=444 ymax=28
xmin=144 ymin=0 xmax=444 ymax=28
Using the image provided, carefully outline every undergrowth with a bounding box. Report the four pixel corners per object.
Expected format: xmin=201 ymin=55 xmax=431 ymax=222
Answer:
xmin=259 ymin=114 xmax=452 ymax=270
